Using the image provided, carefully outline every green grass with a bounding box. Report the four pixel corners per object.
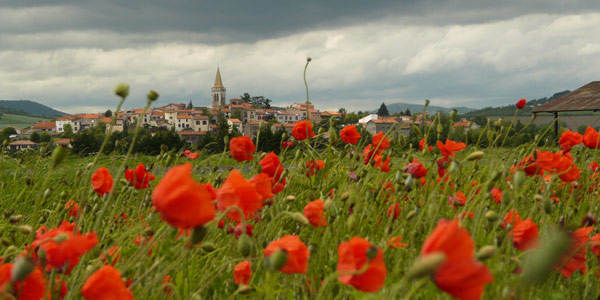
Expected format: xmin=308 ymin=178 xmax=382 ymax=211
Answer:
xmin=0 ymin=113 xmax=50 ymax=129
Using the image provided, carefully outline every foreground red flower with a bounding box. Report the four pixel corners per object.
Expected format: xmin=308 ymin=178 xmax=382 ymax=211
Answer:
xmin=0 ymin=263 xmax=46 ymax=300
xmin=437 ymin=139 xmax=466 ymax=157
xmin=264 ymin=235 xmax=310 ymax=274
xmin=372 ymin=132 xmax=390 ymax=149
xmin=420 ymin=219 xmax=493 ymax=300
xmin=340 ymin=125 xmax=361 ymax=144
xmin=516 ymin=98 xmax=526 ymax=109
xmin=304 ymin=199 xmax=327 ymax=227
xmin=558 ymin=130 xmax=583 ymax=152
xmin=503 ymin=210 xmax=539 ymax=251
xmin=556 ymin=152 xmax=580 ymax=182
xmin=81 ymin=266 xmax=134 ymax=300
xmin=419 ymin=138 xmax=433 ymax=152
xmin=216 ymin=169 xmax=263 ymax=223
xmin=229 ymin=136 xmax=256 ymax=162
xmin=259 ymin=152 xmax=287 ymax=194
xmin=233 ymin=260 xmax=252 ymax=285
xmin=292 ymin=120 xmax=315 ymax=141
xmin=405 ymin=159 xmax=427 ymax=178
xmin=182 ymin=149 xmax=199 ymax=159
xmin=337 ymin=237 xmax=387 ymax=292
xmin=32 ymin=221 xmax=98 ymax=273
xmin=152 ymin=163 xmax=216 ymax=229
xmin=555 ymin=226 xmax=593 ymax=278
xmin=125 ymin=163 xmax=155 ymax=189
xmin=91 ymin=167 xmax=113 ymax=197
xmin=583 ymin=126 xmax=600 ymax=149
xmin=249 ymin=172 xmax=274 ymax=203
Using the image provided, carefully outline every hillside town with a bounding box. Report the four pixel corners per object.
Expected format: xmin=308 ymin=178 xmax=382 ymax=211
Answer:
xmin=3 ymin=69 xmax=475 ymax=150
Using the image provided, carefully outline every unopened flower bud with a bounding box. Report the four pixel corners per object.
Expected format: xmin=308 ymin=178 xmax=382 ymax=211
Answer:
xmin=290 ymin=212 xmax=309 ymax=226
xmin=346 ymin=214 xmax=357 ymax=230
xmin=405 ymin=175 xmax=414 ymax=188
xmin=11 ymin=256 xmax=35 ymax=282
xmin=543 ymin=198 xmax=553 ymax=214
xmin=200 ymin=242 xmax=216 ymax=252
xmin=285 ymin=195 xmax=296 ymax=202
xmin=476 ymin=245 xmax=497 ymax=260
xmin=340 ymin=191 xmax=350 ymax=201
xmin=466 ymin=151 xmax=484 ymax=161
xmin=306 ymin=57 xmax=312 ymax=62
xmin=424 ymin=99 xmax=430 ymax=108
xmin=147 ymin=90 xmax=159 ymax=102
xmin=237 ymin=284 xmax=253 ymax=294
xmin=485 ymin=210 xmax=498 ymax=222
xmin=51 ymin=146 xmax=67 ymax=169
xmin=238 ymin=234 xmax=252 ymax=257
xmin=324 ymin=199 xmax=333 ymax=210
xmin=16 ymin=225 xmax=32 ymax=235
xmin=406 ymin=210 xmax=417 ymax=220
xmin=9 ymin=215 xmax=23 ymax=224
xmin=408 ymin=252 xmax=446 ymax=279
xmin=513 ymin=170 xmax=526 ymax=188
xmin=114 ymin=83 xmax=130 ymax=98
xmin=43 ymin=188 xmax=52 ymax=200
xmin=53 ymin=233 xmax=69 ymax=243
xmin=268 ymin=250 xmax=288 ymax=270
xmin=366 ymin=246 xmax=378 ymax=260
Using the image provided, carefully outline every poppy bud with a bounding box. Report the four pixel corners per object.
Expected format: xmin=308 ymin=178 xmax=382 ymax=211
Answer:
xmin=11 ymin=256 xmax=35 ymax=282
xmin=543 ymin=198 xmax=552 ymax=214
xmin=268 ymin=250 xmax=288 ymax=270
xmin=411 ymin=125 xmax=422 ymax=137
xmin=475 ymin=245 xmax=497 ymax=260
xmin=448 ymin=161 xmax=459 ymax=174
xmin=485 ymin=210 xmax=498 ymax=222
xmin=582 ymin=213 xmax=596 ymax=226
xmin=324 ymin=199 xmax=333 ymax=210
xmin=436 ymin=122 xmax=443 ymax=134
xmin=318 ymin=127 xmax=326 ymax=135
xmin=191 ymin=226 xmax=208 ymax=245
xmin=404 ymin=175 xmax=414 ymax=188
xmin=366 ymin=246 xmax=378 ymax=260
xmin=201 ymin=242 xmax=216 ymax=252
xmin=60 ymin=191 xmax=68 ymax=200
xmin=53 ymin=233 xmax=69 ymax=243
xmin=533 ymin=194 xmax=542 ymax=202
xmin=9 ymin=215 xmax=23 ymax=224
xmin=2 ymin=139 xmax=8 ymax=147
xmin=165 ymin=153 xmax=175 ymax=166
xmin=290 ymin=212 xmax=310 ymax=226
xmin=346 ymin=214 xmax=357 ymax=230
xmin=4 ymin=246 xmax=17 ymax=258
xmin=43 ymin=188 xmax=52 ymax=200
xmin=294 ymin=149 xmax=301 ymax=160
xmin=307 ymin=57 xmax=312 ymax=62
xmin=237 ymin=285 xmax=253 ymax=294
xmin=285 ymin=195 xmax=296 ymax=202
xmin=147 ymin=90 xmax=159 ymax=101
xmin=424 ymin=99 xmax=430 ymax=108
xmin=16 ymin=225 xmax=31 ymax=235
xmin=450 ymin=109 xmax=458 ymax=121
xmin=522 ymin=231 xmax=570 ymax=283
xmin=238 ymin=234 xmax=252 ymax=257
xmin=1 ymin=238 xmax=10 ymax=246
xmin=281 ymin=133 xmax=288 ymax=141
xmin=328 ymin=127 xmax=337 ymax=144
xmin=340 ymin=191 xmax=350 ymax=201
xmin=466 ymin=151 xmax=484 ymax=161
xmin=114 ymin=83 xmax=130 ymax=98
xmin=51 ymin=145 xmax=67 ymax=168
xmin=408 ymin=252 xmax=446 ymax=279
xmin=406 ymin=210 xmax=417 ymax=220
xmin=513 ymin=170 xmax=526 ymax=188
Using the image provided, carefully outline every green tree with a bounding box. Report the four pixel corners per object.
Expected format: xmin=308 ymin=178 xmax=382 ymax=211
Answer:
xmin=62 ymin=124 xmax=74 ymax=138
xmin=104 ymin=110 xmax=112 ymax=117
xmin=40 ymin=132 xmax=51 ymax=143
xmin=345 ymin=113 xmax=359 ymax=124
xmin=187 ymin=101 xmax=193 ymax=109
xmin=30 ymin=132 xmax=40 ymax=143
xmin=231 ymin=110 xmax=243 ymax=120
xmin=377 ymin=103 xmax=389 ymax=117
xmin=404 ymin=109 xmax=411 ymax=116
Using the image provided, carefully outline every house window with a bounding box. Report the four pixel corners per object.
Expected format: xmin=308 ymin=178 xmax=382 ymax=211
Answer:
xmin=196 ymin=121 xmax=200 ymax=125
xmin=203 ymin=121 xmax=207 ymax=125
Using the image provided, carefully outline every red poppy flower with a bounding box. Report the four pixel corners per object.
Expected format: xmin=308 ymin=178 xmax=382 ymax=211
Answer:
xmin=363 ymin=144 xmax=382 ymax=165
xmin=229 ymin=136 xmax=256 ymax=162
xmin=282 ymin=141 xmax=294 ymax=149
xmin=81 ymin=266 xmax=134 ymax=300
xmin=372 ymin=132 xmax=390 ymax=149
xmin=31 ymin=221 xmax=98 ymax=274
xmin=421 ymin=219 xmax=493 ymax=300
xmin=340 ymin=125 xmax=361 ymax=144
xmin=387 ymin=236 xmax=408 ymax=248
xmin=306 ymin=160 xmax=325 ymax=177
xmin=152 ymin=163 xmax=216 ymax=229
xmin=590 ymin=234 xmax=600 ymax=260
xmin=490 ymin=188 xmax=502 ymax=204
xmin=216 ymin=169 xmax=263 ymax=223
xmin=259 ymin=152 xmax=286 ymax=194
xmin=511 ymin=219 xmax=539 ymax=251
xmin=292 ymin=120 xmax=315 ymax=141
xmin=337 ymin=237 xmax=387 ymax=292
xmin=264 ymin=235 xmax=310 ymax=274
xmin=0 ymin=262 xmax=46 ymax=300
xmin=516 ymin=98 xmax=526 ymax=109
xmin=387 ymin=203 xmax=401 ymax=220
xmin=182 ymin=149 xmax=199 ymax=159
xmin=448 ymin=191 xmax=467 ymax=207
xmin=304 ymin=199 xmax=327 ymax=227
xmin=65 ymin=199 xmax=79 ymax=217
xmin=91 ymin=167 xmax=113 ymax=197
xmin=512 ymin=154 xmax=540 ymax=177
xmin=419 ymin=138 xmax=433 ymax=152
xmin=534 ymin=150 xmax=560 ymax=173
xmin=101 ymin=246 xmax=121 ymax=266
xmin=373 ymin=155 xmax=391 ymax=172
xmin=555 ymin=226 xmax=593 ymax=278
xmin=405 ymin=159 xmax=427 ymax=178
xmin=233 ymin=260 xmax=252 ymax=285
xmin=437 ymin=139 xmax=466 ymax=157
xmin=558 ymin=130 xmax=583 ymax=152
xmin=555 ymin=152 xmax=580 ymax=182
xmin=583 ymin=127 xmax=600 ymax=149
xmin=125 ymin=163 xmax=155 ymax=189
xmin=249 ymin=173 xmax=274 ymax=203
xmin=437 ymin=156 xmax=451 ymax=178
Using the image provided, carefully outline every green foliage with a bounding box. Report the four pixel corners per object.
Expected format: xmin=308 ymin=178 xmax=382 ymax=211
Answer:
xmin=377 ymin=102 xmax=389 ymax=117
xmin=240 ymin=93 xmax=272 ymax=109
xmin=30 ymin=132 xmax=40 ymax=143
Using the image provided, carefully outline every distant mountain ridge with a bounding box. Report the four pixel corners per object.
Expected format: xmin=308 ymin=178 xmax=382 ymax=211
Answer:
xmin=372 ymin=103 xmax=475 ymax=115
xmin=0 ymin=100 xmax=66 ymax=117
xmin=463 ymin=90 xmax=570 ymax=117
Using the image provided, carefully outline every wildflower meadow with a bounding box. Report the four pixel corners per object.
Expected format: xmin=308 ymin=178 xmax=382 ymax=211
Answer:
xmin=2 ymin=80 xmax=600 ymax=299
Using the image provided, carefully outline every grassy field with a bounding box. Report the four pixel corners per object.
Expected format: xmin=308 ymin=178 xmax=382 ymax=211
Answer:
xmin=1 ymin=118 xmax=600 ymax=299
xmin=0 ymin=113 xmax=50 ymax=129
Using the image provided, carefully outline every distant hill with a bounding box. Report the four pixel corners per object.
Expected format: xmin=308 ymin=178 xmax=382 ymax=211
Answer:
xmin=463 ymin=90 xmax=571 ymax=117
xmin=372 ymin=103 xmax=475 ymax=115
xmin=0 ymin=100 xmax=66 ymax=117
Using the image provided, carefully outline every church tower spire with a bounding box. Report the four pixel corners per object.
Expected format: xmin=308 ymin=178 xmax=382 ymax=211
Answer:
xmin=211 ymin=68 xmax=226 ymax=108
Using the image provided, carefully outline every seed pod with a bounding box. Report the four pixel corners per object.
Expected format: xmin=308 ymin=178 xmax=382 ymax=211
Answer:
xmin=290 ymin=212 xmax=309 ymax=226
xmin=238 ymin=285 xmax=253 ymax=294
xmin=11 ymin=256 xmax=35 ymax=282
xmin=16 ymin=225 xmax=32 ymax=235
xmin=476 ymin=245 xmax=497 ymax=260
xmin=268 ymin=249 xmax=288 ymax=270
xmin=147 ymin=90 xmax=159 ymax=101
xmin=238 ymin=234 xmax=252 ymax=257
xmin=346 ymin=214 xmax=357 ymax=230
xmin=340 ymin=191 xmax=350 ymax=201
xmin=200 ymin=242 xmax=216 ymax=252
xmin=466 ymin=151 xmax=484 ymax=161
xmin=114 ymin=83 xmax=130 ymax=98
xmin=43 ymin=188 xmax=52 ymax=200
xmin=406 ymin=210 xmax=417 ymax=220
xmin=513 ymin=170 xmax=526 ymax=189
xmin=366 ymin=246 xmax=378 ymax=260
xmin=51 ymin=146 xmax=67 ymax=169
xmin=9 ymin=215 xmax=23 ymax=224
xmin=407 ymin=252 xmax=446 ymax=279
xmin=485 ymin=210 xmax=498 ymax=222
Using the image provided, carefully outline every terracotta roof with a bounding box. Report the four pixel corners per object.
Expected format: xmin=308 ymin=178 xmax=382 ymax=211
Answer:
xmin=247 ymin=120 xmax=267 ymax=125
xmin=152 ymin=111 xmax=165 ymax=116
xmin=192 ymin=115 xmax=209 ymax=120
xmin=179 ymin=131 xmax=207 ymax=136
xmin=55 ymin=138 xmax=72 ymax=144
xmin=32 ymin=121 xmax=56 ymax=129
xmin=230 ymin=104 xmax=243 ymax=108
xmin=56 ymin=115 xmax=75 ymax=121
xmin=453 ymin=122 xmax=470 ymax=128
xmin=176 ymin=114 xmax=191 ymax=119
xmin=82 ymin=114 xmax=102 ymax=119
xmin=10 ymin=140 xmax=37 ymax=145
xmin=228 ymin=118 xmax=242 ymax=123
xmin=534 ymin=81 xmax=600 ymax=113
xmin=370 ymin=119 xmax=398 ymax=124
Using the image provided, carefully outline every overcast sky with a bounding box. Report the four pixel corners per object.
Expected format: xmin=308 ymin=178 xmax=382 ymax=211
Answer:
xmin=1 ymin=0 xmax=600 ymax=113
